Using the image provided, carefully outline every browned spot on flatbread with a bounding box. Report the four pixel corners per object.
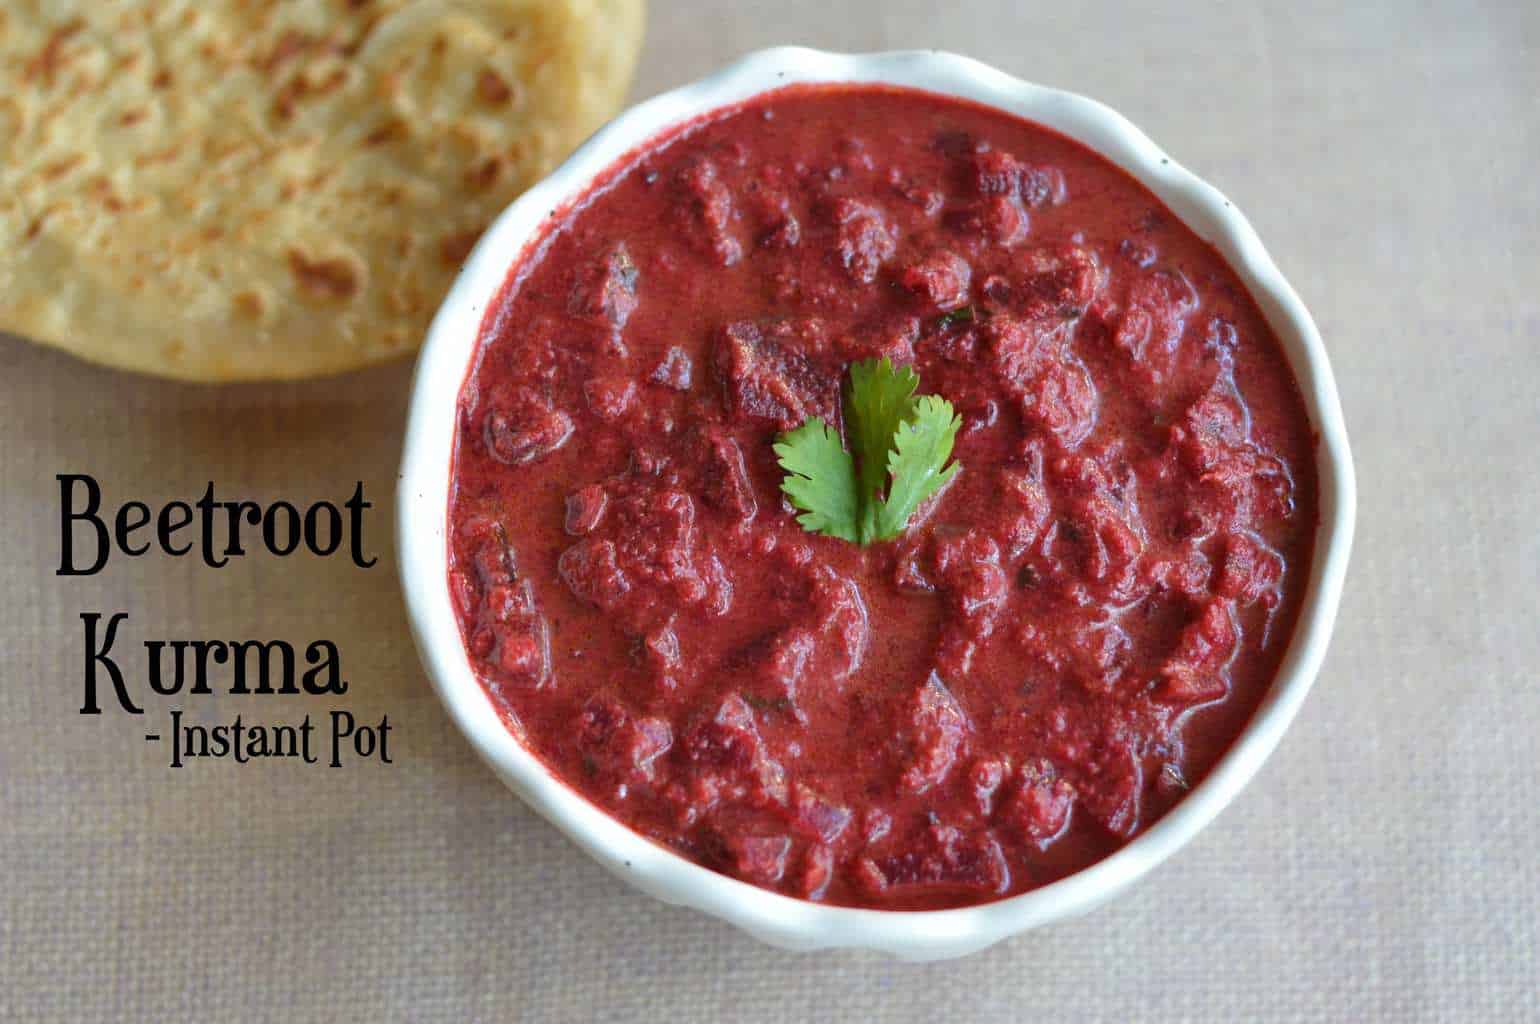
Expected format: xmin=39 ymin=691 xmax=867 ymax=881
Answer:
xmin=134 ymin=144 xmax=181 ymax=167
xmin=439 ymin=230 xmax=479 ymax=267
xmin=41 ymin=154 xmax=83 ymax=180
xmin=477 ymin=70 xmax=513 ymax=105
xmin=233 ymin=290 xmax=266 ymax=319
xmin=273 ymin=66 xmax=349 ymax=120
xmin=365 ymin=118 xmax=405 ymax=145
xmin=465 ymin=156 xmax=503 ymax=191
xmin=23 ymin=18 xmax=85 ymax=86
xmin=287 ymin=250 xmax=361 ymax=301
xmin=262 ymin=30 xmax=314 ymax=73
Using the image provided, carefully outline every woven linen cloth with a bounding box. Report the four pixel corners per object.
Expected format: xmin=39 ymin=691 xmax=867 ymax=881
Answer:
xmin=2 ymin=1 xmax=1535 ymax=1019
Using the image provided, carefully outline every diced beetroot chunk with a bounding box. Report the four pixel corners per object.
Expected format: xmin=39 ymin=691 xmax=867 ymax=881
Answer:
xmin=791 ymin=783 xmax=853 ymax=843
xmin=1216 ymin=531 xmax=1284 ymax=607
xmin=495 ymin=628 xmax=544 ymax=683
xmin=483 ymin=393 xmax=573 ymax=466
xmin=1019 ymin=358 xmax=1098 ymax=449
xmin=969 ymin=149 xmax=1022 ymax=196
xmin=583 ymin=377 xmax=636 ymax=421
xmin=969 ymin=757 xmax=1008 ymax=816
xmin=998 ymin=760 xmax=1075 ymax=848
xmin=900 ymin=673 xmax=970 ymax=794
xmin=714 ymin=320 xmax=837 ymax=430
xmin=462 ymin=518 xmax=516 ymax=586
xmin=1074 ymin=739 xmax=1142 ymax=838
xmin=900 ymin=250 xmax=971 ymax=310
xmin=682 ymin=695 xmax=787 ymax=805
xmin=859 ymin=824 xmax=1010 ymax=897
xmin=482 ymin=582 xmax=533 ymax=623
xmin=727 ymin=833 xmax=792 ymax=885
xmin=564 ymin=484 xmax=608 ymax=535
xmin=569 ymin=244 xmax=639 ymax=329
xmin=1000 ymin=457 xmax=1051 ymax=556
xmin=1015 ymin=244 xmax=1102 ymax=317
xmin=932 ymin=531 xmax=1008 ymax=619
xmin=862 ymin=808 xmax=893 ymax=845
xmin=1113 ymin=269 xmax=1199 ymax=385
xmin=577 ymin=696 xmax=673 ymax=783
xmin=626 ymin=716 xmax=673 ymax=775
xmin=449 ymin=570 xmax=479 ymax=617
xmin=685 ymin=695 xmax=755 ymax=769
xmin=1156 ymin=600 xmax=1239 ymax=705
xmin=797 ymin=844 xmax=835 ymax=900
xmin=642 ymin=623 xmax=680 ymax=671
xmin=966 ymin=194 xmax=1028 ymax=245
xmin=984 ymin=314 xmax=1061 ymax=386
xmin=577 ymin=696 xmax=622 ymax=744
xmin=963 ymin=150 xmax=1065 ymax=207
xmin=701 ymin=431 xmax=758 ymax=521
xmin=677 ymin=159 xmax=742 ymax=266
xmin=557 ymin=465 xmax=732 ymax=629
xmin=468 ymin=624 xmax=495 ymax=659
xmin=1186 ymin=366 xmax=1252 ymax=454
xmin=892 ymin=541 xmax=935 ymax=593
xmin=650 ymin=347 xmax=694 ymax=390
xmin=830 ymin=197 xmax=897 ymax=283
xmin=558 ymin=538 xmax=630 ymax=611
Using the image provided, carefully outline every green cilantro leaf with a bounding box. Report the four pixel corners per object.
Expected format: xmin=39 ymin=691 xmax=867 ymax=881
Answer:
xmin=874 ymin=394 xmax=963 ymax=540
xmin=774 ymin=359 xmax=961 ymax=545
xmin=845 ymin=358 xmax=919 ymax=538
xmin=772 ymin=418 xmax=861 ymax=542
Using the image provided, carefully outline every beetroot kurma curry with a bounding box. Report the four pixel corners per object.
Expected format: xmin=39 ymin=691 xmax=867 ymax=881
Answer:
xmin=447 ymin=85 xmax=1318 ymax=909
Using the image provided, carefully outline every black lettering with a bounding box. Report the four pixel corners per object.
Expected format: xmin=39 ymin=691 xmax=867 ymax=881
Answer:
xmin=223 ymin=500 xmax=263 ymax=559
xmin=208 ymin=722 xmax=230 ymax=759
xmin=229 ymin=639 xmax=296 ymax=695
xmin=193 ymin=640 xmax=227 ymax=694
xmin=304 ymin=502 xmax=342 ymax=557
xmin=197 ymin=483 xmax=226 ymax=568
xmin=58 ymin=474 xmax=109 ymax=576
xmin=303 ymin=640 xmax=346 ymax=695
xmin=116 ymin=501 xmax=152 ymax=556
xmin=300 ymin=715 xmax=318 ymax=764
xmin=81 ymin=612 xmax=138 ymax=714
xmin=346 ymin=482 xmax=377 ymax=569
xmin=230 ymin=715 xmax=247 ymax=763
xmin=264 ymin=502 xmax=301 ymax=556
xmin=330 ymin=710 xmax=355 ymax=767
xmin=145 ymin=640 xmax=187 ymax=696
xmin=158 ymin=501 xmax=193 ymax=556
xmin=378 ymin=716 xmax=393 ymax=764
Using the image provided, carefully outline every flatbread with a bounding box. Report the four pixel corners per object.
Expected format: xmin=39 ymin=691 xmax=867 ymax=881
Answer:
xmin=0 ymin=0 xmax=644 ymax=380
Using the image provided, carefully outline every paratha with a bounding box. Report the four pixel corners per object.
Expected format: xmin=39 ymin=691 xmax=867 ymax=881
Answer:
xmin=0 ymin=0 xmax=644 ymax=380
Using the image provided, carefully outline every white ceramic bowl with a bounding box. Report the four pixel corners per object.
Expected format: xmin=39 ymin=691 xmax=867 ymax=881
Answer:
xmin=398 ymin=47 xmax=1355 ymax=960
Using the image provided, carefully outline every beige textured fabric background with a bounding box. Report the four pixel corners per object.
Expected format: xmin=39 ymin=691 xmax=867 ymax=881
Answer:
xmin=3 ymin=1 xmax=1537 ymax=1020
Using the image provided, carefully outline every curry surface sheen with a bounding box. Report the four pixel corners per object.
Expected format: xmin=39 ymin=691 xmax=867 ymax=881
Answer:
xmin=448 ymin=85 xmax=1318 ymax=909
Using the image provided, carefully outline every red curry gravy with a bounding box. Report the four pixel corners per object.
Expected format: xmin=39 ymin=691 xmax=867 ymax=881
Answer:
xmin=447 ymin=85 xmax=1317 ymax=909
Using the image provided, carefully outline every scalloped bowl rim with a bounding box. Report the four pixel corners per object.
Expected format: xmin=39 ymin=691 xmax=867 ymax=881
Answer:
xmin=397 ymin=47 xmax=1356 ymax=960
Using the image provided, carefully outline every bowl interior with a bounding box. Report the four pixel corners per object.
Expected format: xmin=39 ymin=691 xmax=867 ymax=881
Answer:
xmin=397 ymin=47 xmax=1355 ymax=960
